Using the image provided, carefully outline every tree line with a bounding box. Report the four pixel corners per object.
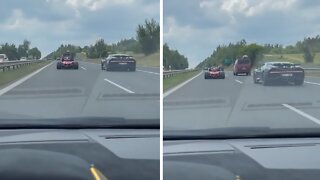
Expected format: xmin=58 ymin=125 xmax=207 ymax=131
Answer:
xmin=46 ymin=18 xmax=160 ymax=59
xmin=0 ymin=40 xmax=41 ymax=60
xmin=163 ymin=44 xmax=188 ymax=70
xmin=197 ymin=35 xmax=320 ymax=68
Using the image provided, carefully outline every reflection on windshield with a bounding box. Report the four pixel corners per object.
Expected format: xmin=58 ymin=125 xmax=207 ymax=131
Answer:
xmin=163 ymin=0 xmax=320 ymax=136
xmin=0 ymin=1 xmax=160 ymax=124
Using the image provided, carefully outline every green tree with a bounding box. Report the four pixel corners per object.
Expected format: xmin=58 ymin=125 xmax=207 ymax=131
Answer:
xmin=0 ymin=43 xmax=18 ymax=60
xmin=28 ymin=47 xmax=41 ymax=59
xmin=297 ymin=37 xmax=317 ymax=63
xmin=137 ymin=19 xmax=160 ymax=55
xmin=163 ymin=44 xmax=188 ymax=70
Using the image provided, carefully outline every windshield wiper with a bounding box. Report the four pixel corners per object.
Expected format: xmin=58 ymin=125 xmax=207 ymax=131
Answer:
xmin=164 ymin=127 xmax=320 ymax=140
xmin=0 ymin=117 xmax=159 ymax=129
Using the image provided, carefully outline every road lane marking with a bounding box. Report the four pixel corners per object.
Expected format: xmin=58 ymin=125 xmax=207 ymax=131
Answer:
xmin=104 ymin=78 xmax=135 ymax=94
xmin=305 ymin=81 xmax=320 ymax=86
xmin=164 ymin=71 xmax=202 ymax=98
xmin=80 ymin=66 xmax=87 ymax=70
xmin=282 ymin=104 xmax=320 ymax=126
xmin=137 ymin=69 xmax=160 ymax=75
xmin=0 ymin=61 xmax=54 ymax=96
xmin=234 ymin=79 xmax=243 ymax=84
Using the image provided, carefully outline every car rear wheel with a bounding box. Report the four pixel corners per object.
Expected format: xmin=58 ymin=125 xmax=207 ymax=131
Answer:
xmin=262 ymin=76 xmax=269 ymax=86
xmin=294 ymin=79 xmax=304 ymax=86
xmin=253 ymin=75 xmax=258 ymax=84
xmin=130 ymin=67 xmax=136 ymax=71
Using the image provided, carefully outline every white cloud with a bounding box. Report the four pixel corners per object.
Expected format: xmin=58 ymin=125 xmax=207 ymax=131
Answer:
xmin=164 ymin=0 xmax=320 ymax=67
xmin=65 ymin=0 xmax=134 ymax=11
xmin=164 ymin=16 xmax=237 ymax=67
xmin=0 ymin=9 xmax=78 ymax=36
xmin=200 ymin=0 xmax=296 ymax=18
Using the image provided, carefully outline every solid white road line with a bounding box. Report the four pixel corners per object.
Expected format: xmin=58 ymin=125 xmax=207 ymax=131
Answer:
xmin=305 ymin=81 xmax=320 ymax=86
xmin=164 ymin=71 xmax=202 ymax=98
xmin=282 ymin=104 xmax=320 ymax=126
xmin=80 ymin=66 xmax=87 ymax=70
xmin=234 ymin=79 xmax=243 ymax=84
xmin=0 ymin=61 xmax=54 ymax=96
xmin=137 ymin=69 xmax=160 ymax=75
xmin=104 ymin=78 xmax=135 ymax=94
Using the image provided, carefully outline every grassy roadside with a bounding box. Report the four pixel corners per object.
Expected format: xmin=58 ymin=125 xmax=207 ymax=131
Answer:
xmin=305 ymin=71 xmax=320 ymax=77
xmin=76 ymin=51 xmax=160 ymax=68
xmin=263 ymin=53 xmax=320 ymax=64
xmin=0 ymin=61 xmax=51 ymax=87
xmin=163 ymin=70 xmax=201 ymax=92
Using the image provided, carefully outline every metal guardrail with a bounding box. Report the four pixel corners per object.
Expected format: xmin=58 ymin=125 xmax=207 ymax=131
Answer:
xmin=163 ymin=69 xmax=198 ymax=79
xmin=0 ymin=60 xmax=43 ymax=72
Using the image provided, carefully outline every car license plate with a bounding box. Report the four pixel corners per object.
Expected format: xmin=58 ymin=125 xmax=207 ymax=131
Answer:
xmin=281 ymin=73 xmax=293 ymax=77
xmin=119 ymin=62 xmax=127 ymax=65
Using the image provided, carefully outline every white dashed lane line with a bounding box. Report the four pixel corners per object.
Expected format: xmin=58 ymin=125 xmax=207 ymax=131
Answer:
xmin=103 ymin=78 xmax=135 ymax=94
xmin=305 ymin=81 xmax=320 ymax=86
xmin=282 ymin=104 xmax=320 ymax=126
xmin=234 ymin=79 xmax=243 ymax=84
xmin=80 ymin=66 xmax=87 ymax=70
xmin=136 ymin=69 xmax=160 ymax=75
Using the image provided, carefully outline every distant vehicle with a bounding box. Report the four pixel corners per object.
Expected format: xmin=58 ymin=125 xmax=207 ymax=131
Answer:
xmin=56 ymin=58 xmax=61 ymax=61
xmin=102 ymin=54 xmax=136 ymax=71
xmin=253 ymin=62 xmax=304 ymax=86
xmin=20 ymin=57 xmax=27 ymax=61
xmin=204 ymin=66 xmax=225 ymax=79
xmin=233 ymin=55 xmax=251 ymax=76
xmin=57 ymin=52 xmax=79 ymax=69
xmin=0 ymin=54 xmax=9 ymax=63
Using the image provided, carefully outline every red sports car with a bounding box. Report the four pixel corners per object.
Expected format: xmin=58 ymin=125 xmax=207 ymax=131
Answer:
xmin=57 ymin=51 xmax=79 ymax=69
xmin=204 ymin=67 xmax=225 ymax=79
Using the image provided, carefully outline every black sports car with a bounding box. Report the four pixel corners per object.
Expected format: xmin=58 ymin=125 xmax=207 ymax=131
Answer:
xmin=204 ymin=66 xmax=225 ymax=79
xmin=102 ymin=54 xmax=136 ymax=71
xmin=253 ymin=62 xmax=304 ymax=86
xmin=57 ymin=52 xmax=79 ymax=69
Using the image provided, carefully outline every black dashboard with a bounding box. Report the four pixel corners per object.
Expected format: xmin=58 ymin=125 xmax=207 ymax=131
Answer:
xmin=0 ymin=129 xmax=159 ymax=180
xmin=164 ymin=138 xmax=320 ymax=180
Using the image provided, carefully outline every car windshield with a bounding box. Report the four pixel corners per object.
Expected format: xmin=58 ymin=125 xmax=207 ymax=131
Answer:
xmin=0 ymin=0 xmax=160 ymax=127
xmin=238 ymin=59 xmax=250 ymax=64
xmin=163 ymin=0 xmax=320 ymax=138
xmin=0 ymin=55 xmax=4 ymax=59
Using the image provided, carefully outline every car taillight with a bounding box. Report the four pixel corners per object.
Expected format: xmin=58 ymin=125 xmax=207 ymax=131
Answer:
xmin=269 ymin=68 xmax=281 ymax=74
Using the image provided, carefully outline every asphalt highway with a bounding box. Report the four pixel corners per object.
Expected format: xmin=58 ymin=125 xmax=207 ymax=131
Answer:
xmin=0 ymin=61 xmax=160 ymax=120
xmin=164 ymin=71 xmax=320 ymax=130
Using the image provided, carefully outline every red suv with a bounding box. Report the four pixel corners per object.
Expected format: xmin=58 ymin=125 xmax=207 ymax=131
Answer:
xmin=233 ymin=55 xmax=251 ymax=76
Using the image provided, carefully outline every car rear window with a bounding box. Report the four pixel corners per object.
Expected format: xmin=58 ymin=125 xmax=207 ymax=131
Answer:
xmin=0 ymin=55 xmax=4 ymax=59
xmin=238 ymin=58 xmax=250 ymax=64
xmin=271 ymin=63 xmax=294 ymax=68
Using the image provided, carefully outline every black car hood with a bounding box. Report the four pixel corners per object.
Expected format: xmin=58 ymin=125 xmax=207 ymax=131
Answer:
xmin=164 ymin=138 xmax=320 ymax=180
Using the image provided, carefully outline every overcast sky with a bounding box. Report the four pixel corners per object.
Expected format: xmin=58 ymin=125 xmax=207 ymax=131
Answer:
xmin=164 ymin=0 xmax=320 ymax=68
xmin=0 ymin=0 xmax=159 ymax=57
